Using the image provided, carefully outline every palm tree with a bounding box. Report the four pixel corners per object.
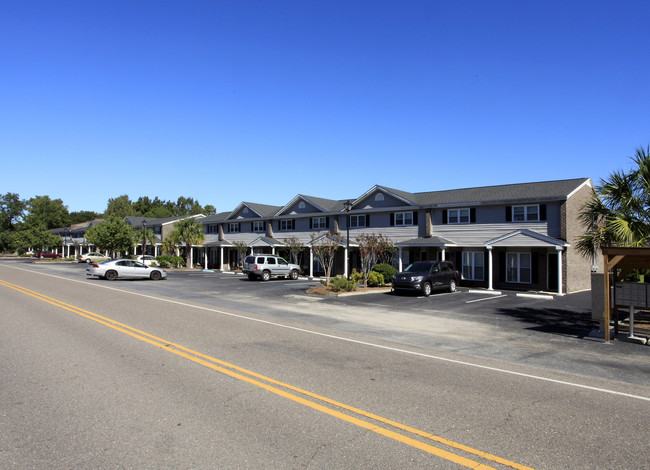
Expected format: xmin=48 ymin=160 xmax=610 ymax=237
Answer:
xmin=169 ymin=217 xmax=205 ymax=268
xmin=577 ymin=146 xmax=650 ymax=257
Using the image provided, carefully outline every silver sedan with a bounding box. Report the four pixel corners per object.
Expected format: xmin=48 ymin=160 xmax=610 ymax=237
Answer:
xmin=86 ymin=259 xmax=167 ymax=281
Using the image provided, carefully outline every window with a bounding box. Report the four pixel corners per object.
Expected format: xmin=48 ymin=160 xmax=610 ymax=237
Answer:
xmin=448 ymin=208 xmax=470 ymax=224
xmin=228 ymin=223 xmax=240 ymax=233
xmin=312 ymin=217 xmax=327 ymax=229
xmin=279 ymin=219 xmax=294 ymax=231
xmin=394 ymin=211 xmax=413 ymax=226
xmin=462 ymin=252 xmax=484 ymax=280
xmin=207 ymin=224 xmax=218 ymax=234
xmin=506 ymin=252 xmax=531 ymax=283
xmin=349 ymin=214 xmax=366 ymax=228
xmin=298 ymin=202 xmax=306 ymax=209
xmin=375 ymin=193 xmax=384 ymax=201
xmin=512 ymin=205 xmax=539 ymax=222
xmin=252 ymin=221 xmax=265 ymax=232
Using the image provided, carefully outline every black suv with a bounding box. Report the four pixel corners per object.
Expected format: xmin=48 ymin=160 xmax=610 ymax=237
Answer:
xmin=391 ymin=260 xmax=459 ymax=296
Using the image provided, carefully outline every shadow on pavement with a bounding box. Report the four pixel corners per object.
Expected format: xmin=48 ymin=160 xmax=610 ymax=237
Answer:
xmin=495 ymin=306 xmax=598 ymax=338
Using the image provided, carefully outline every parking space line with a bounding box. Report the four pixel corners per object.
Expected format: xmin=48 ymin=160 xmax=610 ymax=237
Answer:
xmin=465 ymin=295 xmax=508 ymax=304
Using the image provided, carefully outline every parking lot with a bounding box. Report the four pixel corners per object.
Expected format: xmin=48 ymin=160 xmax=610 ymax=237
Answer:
xmin=29 ymin=259 xmax=596 ymax=338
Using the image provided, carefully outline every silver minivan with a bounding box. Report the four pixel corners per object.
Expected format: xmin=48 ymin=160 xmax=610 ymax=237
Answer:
xmin=243 ymin=254 xmax=301 ymax=281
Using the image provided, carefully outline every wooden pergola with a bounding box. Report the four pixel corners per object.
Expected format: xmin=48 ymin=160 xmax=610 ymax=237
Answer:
xmin=602 ymin=246 xmax=650 ymax=342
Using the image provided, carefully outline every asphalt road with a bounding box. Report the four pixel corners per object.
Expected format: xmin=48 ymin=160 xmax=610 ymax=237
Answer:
xmin=1 ymin=260 xmax=649 ymax=469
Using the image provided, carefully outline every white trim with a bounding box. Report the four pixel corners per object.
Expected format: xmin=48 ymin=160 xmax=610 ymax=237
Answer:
xmin=566 ymin=178 xmax=593 ymax=199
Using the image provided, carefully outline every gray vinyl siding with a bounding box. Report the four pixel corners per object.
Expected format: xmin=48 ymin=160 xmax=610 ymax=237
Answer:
xmin=433 ymin=223 xmax=550 ymax=246
xmin=432 ymin=203 xmax=562 ymax=240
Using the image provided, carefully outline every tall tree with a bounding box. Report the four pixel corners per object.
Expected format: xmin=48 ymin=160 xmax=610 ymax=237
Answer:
xmin=105 ymin=195 xmax=134 ymax=218
xmin=174 ymin=197 xmax=205 ymax=216
xmin=16 ymin=222 xmax=62 ymax=257
xmin=204 ymin=204 xmax=217 ymax=216
xmin=24 ymin=196 xmax=70 ymax=230
xmin=0 ymin=192 xmax=26 ymax=231
xmin=85 ymin=216 xmax=136 ymax=256
xmin=169 ymin=217 xmax=205 ymax=267
xmin=577 ymin=146 xmax=650 ymax=257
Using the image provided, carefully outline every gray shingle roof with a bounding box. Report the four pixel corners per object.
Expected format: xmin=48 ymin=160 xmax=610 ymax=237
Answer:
xmin=299 ymin=195 xmax=345 ymax=212
xmin=238 ymin=202 xmax=283 ymax=218
xmin=413 ymin=178 xmax=590 ymax=206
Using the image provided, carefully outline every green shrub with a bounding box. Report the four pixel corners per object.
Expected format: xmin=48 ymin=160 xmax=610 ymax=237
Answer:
xmin=330 ymin=276 xmax=357 ymax=292
xmin=367 ymin=271 xmax=385 ymax=287
xmin=156 ymin=255 xmax=184 ymax=268
xmin=350 ymin=270 xmax=363 ymax=284
xmin=372 ymin=263 xmax=397 ymax=282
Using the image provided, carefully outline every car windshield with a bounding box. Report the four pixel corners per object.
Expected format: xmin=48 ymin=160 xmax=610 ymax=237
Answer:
xmin=404 ymin=262 xmax=434 ymax=273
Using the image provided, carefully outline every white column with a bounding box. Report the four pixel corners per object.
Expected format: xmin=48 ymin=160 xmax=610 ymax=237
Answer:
xmin=398 ymin=247 xmax=403 ymax=272
xmin=487 ymin=246 xmax=493 ymax=290
xmin=344 ymin=246 xmax=349 ymax=278
xmin=220 ymin=247 xmax=224 ymax=271
xmin=190 ymin=246 xmax=194 ymax=267
xmin=556 ymin=247 xmax=564 ymax=296
xmin=309 ymin=247 xmax=314 ymax=279
xmin=441 ymin=248 xmax=446 ymax=261
xmin=204 ymin=248 xmax=208 ymax=269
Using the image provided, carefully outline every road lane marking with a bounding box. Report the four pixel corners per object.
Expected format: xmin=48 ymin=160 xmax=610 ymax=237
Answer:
xmin=4 ymin=263 xmax=650 ymax=404
xmin=1 ymin=279 xmax=533 ymax=470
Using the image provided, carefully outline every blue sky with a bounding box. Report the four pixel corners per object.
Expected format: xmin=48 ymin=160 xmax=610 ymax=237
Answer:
xmin=2 ymin=1 xmax=649 ymax=214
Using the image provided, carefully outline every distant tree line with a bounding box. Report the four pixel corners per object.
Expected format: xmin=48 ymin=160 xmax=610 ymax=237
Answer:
xmin=0 ymin=192 xmax=215 ymax=255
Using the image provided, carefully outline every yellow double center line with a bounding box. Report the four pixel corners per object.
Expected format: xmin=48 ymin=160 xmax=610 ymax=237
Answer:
xmin=2 ymin=279 xmax=533 ymax=470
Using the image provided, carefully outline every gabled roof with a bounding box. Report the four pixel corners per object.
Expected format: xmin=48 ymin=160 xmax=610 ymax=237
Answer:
xmin=249 ymin=236 xmax=286 ymax=247
xmin=414 ymin=178 xmax=591 ymax=207
xmin=351 ymin=185 xmax=418 ymax=208
xmin=395 ymin=236 xmax=457 ymax=247
xmin=307 ymin=232 xmax=355 ymax=247
xmin=275 ymin=194 xmax=343 ymax=216
xmin=485 ymin=229 xmax=569 ymax=248
xmin=227 ymin=202 xmax=282 ymax=220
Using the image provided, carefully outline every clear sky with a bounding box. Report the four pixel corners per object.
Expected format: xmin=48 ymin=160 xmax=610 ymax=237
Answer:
xmin=2 ymin=1 xmax=649 ymax=214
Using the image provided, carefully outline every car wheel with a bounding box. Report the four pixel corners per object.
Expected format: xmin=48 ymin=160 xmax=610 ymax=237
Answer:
xmin=248 ymin=274 xmax=257 ymax=281
xmin=422 ymin=282 xmax=432 ymax=297
xmin=261 ymin=271 xmax=271 ymax=281
xmin=105 ymin=270 xmax=117 ymax=281
xmin=449 ymin=279 xmax=457 ymax=293
xmin=86 ymin=258 xmax=92 ymax=264
xmin=150 ymin=270 xmax=162 ymax=281
xmin=290 ymin=270 xmax=299 ymax=280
